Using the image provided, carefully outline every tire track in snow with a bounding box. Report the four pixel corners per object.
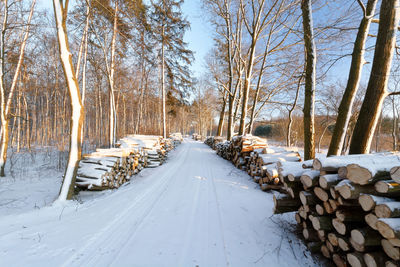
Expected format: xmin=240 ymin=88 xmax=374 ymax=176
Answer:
xmin=176 ymin=147 xmax=204 ymax=266
xmin=60 ymin=143 xmax=190 ymax=267
xmin=207 ymin=146 xmax=230 ymax=267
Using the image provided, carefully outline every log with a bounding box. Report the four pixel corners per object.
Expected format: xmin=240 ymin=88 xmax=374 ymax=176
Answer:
xmin=375 ymin=202 xmax=400 ymax=218
xmin=347 ymin=163 xmax=392 ymax=185
xmin=314 ymin=187 xmax=329 ymax=202
xmin=327 ymin=240 xmax=336 ymax=253
xmin=316 ymin=204 xmax=326 ymax=215
xmin=382 ymin=239 xmax=400 ymax=260
xmin=331 ymin=187 xmax=339 ymax=199
xmin=363 ymin=252 xmax=390 ymax=267
xmin=338 ymin=236 xmax=351 ymax=251
xmin=333 ymin=253 xmax=348 ymax=267
xmin=375 ymin=180 xmax=400 ymax=197
xmin=336 ymin=180 xmax=376 ymax=199
xmin=351 ymin=228 xmax=382 ymax=247
xmin=273 ymin=194 xmax=301 ymax=214
xmin=365 ymin=213 xmax=379 ymax=230
xmin=319 ymin=174 xmax=342 ymax=189
xmin=359 ymin=194 xmax=396 ymax=212
xmin=300 ymin=170 xmax=320 ymax=188
xmin=328 ymin=232 xmax=339 ymax=247
xmin=321 ymin=244 xmax=331 ymax=258
xmin=376 ymin=218 xmax=400 ymax=239
xmin=350 ymin=237 xmax=380 ymax=253
xmin=295 ymin=212 xmax=302 ymax=224
xmin=313 ymin=154 xmax=394 ymax=171
xmin=324 ymin=201 xmax=336 ymax=214
xmin=336 ymin=208 xmax=366 ymax=222
xmin=312 ymin=216 xmax=333 ymax=231
xmin=333 ymin=218 xmax=363 ymax=235
xmin=347 ymin=252 xmax=366 ymax=267
xmin=300 ymin=191 xmax=319 ymax=206
xmin=391 ymin=166 xmax=400 ymax=184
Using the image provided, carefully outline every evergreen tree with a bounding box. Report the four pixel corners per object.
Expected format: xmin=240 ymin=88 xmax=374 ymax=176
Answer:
xmin=150 ymin=0 xmax=194 ymax=138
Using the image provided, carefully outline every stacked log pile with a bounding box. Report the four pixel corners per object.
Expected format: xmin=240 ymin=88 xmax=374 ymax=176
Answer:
xmin=205 ymin=136 xmax=225 ymax=150
xmin=205 ymin=135 xmax=302 ymax=192
xmin=76 ymin=135 xmax=178 ymax=191
xmin=274 ymin=152 xmax=400 ymax=267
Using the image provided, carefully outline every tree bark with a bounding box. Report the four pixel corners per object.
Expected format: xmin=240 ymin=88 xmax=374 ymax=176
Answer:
xmin=327 ymin=0 xmax=377 ymax=156
xmin=301 ymin=0 xmax=316 ymax=160
xmin=217 ymin=91 xmax=226 ymax=136
xmin=53 ymin=0 xmax=84 ymax=201
xmin=349 ymin=0 xmax=400 ymax=154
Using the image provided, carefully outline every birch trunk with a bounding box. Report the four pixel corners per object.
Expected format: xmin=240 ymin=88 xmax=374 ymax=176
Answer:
xmin=53 ymin=0 xmax=84 ymax=201
xmin=349 ymin=0 xmax=400 ymax=154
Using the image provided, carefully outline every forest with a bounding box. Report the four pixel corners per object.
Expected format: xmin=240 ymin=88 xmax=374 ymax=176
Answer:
xmin=0 ymin=0 xmax=399 ymax=200
xmin=1 ymin=0 xmax=400 ymax=266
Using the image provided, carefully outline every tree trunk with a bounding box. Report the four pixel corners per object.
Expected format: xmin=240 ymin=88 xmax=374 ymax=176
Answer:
xmin=287 ymin=75 xmax=302 ymax=147
xmin=53 ymin=0 xmax=84 ymax=201
xmin=328 ymin=0 xmax=377 ymax=156
xmin=349 ymin=0 xmax=399 ymax=154
xmin=108 ymin=2 xmax=118 ymax=148
xmin=301 ymin=0 xmax=316 ymax=160
xmin=161 ymin=23 xmax=166 ymax=139
xmin=217 ymin=91 xmax=226 ymax=137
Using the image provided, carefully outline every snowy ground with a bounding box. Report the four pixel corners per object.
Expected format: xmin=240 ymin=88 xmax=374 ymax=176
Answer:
xmin=0 ymin=140 xmax=321 ymax=267
xmin=0 ymin=148 xmax=64 ymax=216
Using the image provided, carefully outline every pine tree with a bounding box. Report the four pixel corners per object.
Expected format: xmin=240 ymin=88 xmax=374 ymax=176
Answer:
xmin=150 ymin=0 xmax=193 ymax=138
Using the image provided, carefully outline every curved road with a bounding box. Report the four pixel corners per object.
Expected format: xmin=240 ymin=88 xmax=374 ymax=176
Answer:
xmin=0 ymin=140 xmax=317 ymax=267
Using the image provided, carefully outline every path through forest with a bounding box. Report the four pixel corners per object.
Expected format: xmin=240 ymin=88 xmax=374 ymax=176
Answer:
xmin=0 ymin=140 xmax=318 ymax=267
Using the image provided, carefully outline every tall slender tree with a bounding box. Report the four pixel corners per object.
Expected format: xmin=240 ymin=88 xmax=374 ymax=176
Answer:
xmin=53 ymin=0 xmax=85 ymax=201
xmin=301 ymin=0 xmax=316 ymax=160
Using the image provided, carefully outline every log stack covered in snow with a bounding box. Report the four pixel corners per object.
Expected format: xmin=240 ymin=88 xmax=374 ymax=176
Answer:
xmin=205 ymin=135 xmax=400 ymax=266
xmin=274 ymin=152 xmax=400 ymax=267
xmin=76 ymin=135 xmax=178 ymax=190
xmin=205 ymin=135 xmax=302 ymax=192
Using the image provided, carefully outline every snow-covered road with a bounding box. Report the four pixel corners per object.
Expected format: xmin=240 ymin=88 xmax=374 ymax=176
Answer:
xmin=0 ymin=140 xmax=318 ymax=267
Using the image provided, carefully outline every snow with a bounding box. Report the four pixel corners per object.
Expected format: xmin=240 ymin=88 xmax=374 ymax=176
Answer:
xmin=0 ymin=140 xmax=319 ymax=267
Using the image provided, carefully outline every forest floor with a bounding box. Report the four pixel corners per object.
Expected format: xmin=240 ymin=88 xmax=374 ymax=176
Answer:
xmin=0 ymin=139 xmax=321 ymax=267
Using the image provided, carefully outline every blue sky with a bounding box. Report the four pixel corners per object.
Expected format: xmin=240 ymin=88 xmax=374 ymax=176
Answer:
xmin=182 ymin=0 xmax=213 ymax=78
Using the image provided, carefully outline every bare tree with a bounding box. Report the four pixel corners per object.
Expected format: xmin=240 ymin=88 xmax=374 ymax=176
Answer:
xmin=349 ymin=0 xmax=400 ymax=154
xmin=327 ymin=0 xmax=377 ymax=156
xmin=0 ymin=0 xmax=36 ymax=176
xmin=53 ymin=0 xmax=85 ymax=200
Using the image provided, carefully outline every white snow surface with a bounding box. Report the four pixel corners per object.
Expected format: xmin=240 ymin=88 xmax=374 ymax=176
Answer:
xmin=0 ymin=140 xmax=319 ymax=267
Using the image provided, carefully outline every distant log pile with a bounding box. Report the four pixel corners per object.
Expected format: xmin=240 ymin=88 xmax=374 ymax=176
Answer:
xmin=205 ymin=136 xmax=400 ymax=266
xmin=75 ymin=135 xmax=179 ymax=191
xmin=192 ymin=133 xmax=203 ymax=141
xmin=204 ymin=135 xmax=301 ymax=192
